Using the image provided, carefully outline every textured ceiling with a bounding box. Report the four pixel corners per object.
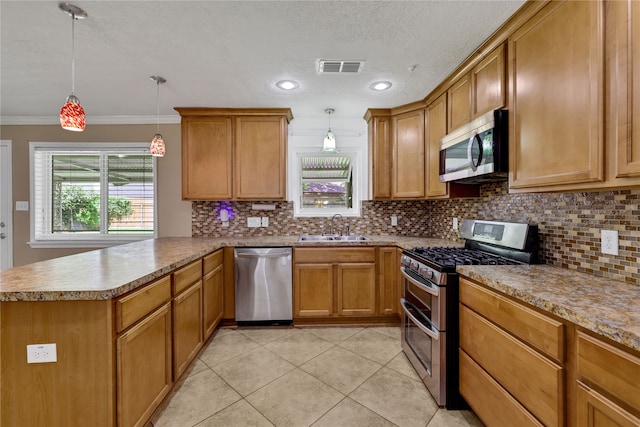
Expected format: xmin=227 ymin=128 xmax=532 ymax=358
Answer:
xmin=0 ymin=1 xmax=525 ymax=123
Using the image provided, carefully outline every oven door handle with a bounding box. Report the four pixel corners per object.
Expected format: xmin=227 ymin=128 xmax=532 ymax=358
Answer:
xmin=401 ymin=298 xmax=440 ymax=341
xmin=400 ymin=267 xmax=440 ymax=296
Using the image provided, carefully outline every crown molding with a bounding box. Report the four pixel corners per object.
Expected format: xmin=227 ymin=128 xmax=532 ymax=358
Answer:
xmin=0 ymin=115 xmax=180 ymax=126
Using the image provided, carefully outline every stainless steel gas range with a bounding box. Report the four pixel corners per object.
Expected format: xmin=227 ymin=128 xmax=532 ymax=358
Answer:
xmin=400 ymin=219 xmax=539 ymax=409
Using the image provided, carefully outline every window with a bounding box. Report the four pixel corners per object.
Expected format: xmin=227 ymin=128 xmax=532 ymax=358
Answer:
xmin=29 ymin=142 xmax=157 ymax=248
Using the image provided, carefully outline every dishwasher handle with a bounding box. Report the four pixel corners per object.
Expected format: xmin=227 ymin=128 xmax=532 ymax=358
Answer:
xmin=235 ymin=252 xmax=290 ymax=259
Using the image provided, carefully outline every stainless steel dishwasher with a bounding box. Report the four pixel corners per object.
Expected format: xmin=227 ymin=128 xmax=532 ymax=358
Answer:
xmin=234 ymin=247 xmax=293 ymax=324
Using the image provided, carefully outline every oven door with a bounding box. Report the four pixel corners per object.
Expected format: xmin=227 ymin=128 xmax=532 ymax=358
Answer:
xmin=400 ymin=266 xmax=446 ymax=330
xmin=401 ymin=297 xmax=446 ymax=406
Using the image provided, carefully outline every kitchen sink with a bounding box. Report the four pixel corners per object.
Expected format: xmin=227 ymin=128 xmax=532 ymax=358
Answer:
xmin=298 ymin=235 xmax=370 ymax=242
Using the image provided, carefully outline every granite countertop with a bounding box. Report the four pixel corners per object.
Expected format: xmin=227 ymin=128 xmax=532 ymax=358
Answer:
xmin=457 ymin=265 xmax=640 ymax=352
xmin=0 ymin=235 xmax=458 ymax=302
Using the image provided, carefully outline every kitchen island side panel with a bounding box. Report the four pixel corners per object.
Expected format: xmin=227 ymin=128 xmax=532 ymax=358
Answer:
xmin=1 ymin=299 xmax=115 ymax=427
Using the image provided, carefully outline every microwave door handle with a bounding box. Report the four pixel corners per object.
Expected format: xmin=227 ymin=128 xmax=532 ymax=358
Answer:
xmin=466 ymin=132 xmax=483 ymax=171
xmin=401 ymin=298 xmax=440 ymax=340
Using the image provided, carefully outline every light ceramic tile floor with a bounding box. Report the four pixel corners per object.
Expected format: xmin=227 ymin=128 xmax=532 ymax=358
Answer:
xmin=150 ymin=326 xmax=484 ymax=427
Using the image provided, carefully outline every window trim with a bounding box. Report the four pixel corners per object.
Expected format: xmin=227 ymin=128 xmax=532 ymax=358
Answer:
xmin=28 ymin=142 xmax=158 ymax=249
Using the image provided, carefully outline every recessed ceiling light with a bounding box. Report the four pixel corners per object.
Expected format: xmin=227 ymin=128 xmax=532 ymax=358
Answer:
xmin=370 ymin=81 xmax=392 ymax=91
xmin=276 ymin=80 xmax=299 ymax=90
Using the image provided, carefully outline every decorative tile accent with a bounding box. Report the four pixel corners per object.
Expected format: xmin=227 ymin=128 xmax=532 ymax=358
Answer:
xmin=191 ymin=183 xmax=640 ymax=285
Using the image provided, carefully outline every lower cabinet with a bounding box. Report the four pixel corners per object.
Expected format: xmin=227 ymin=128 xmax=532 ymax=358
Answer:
xmin=576 ymin=331 xmax=640 ymax=427
xmin=116 ymin=302 xmax=173 ymax=427
xmin=459 ymin=277 xmax=565 ymax=427
xmin=203 ymin=249 xmax=224 ymax=340
xmin=172 ymin=279 xmax=203 ymax=379
xmin=293 ymin=247 xmax=382 ymax=321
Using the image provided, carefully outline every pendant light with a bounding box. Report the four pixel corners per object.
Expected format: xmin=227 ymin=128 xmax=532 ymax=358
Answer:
xmin=58 ymin=2 xmax=87 ymax=132
xmin=149 ymin=76 xmax=167 ymax=157
xmin=322 ymin=108 xmax=338 ymax=153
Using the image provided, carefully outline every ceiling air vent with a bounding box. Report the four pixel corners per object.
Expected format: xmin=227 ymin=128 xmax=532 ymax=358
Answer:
xmin=318 ymin=60 xmax=364 ymax=73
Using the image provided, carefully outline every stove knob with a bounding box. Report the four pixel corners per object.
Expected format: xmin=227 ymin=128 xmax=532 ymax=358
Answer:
xmin=410 ymin=261 xmax=419 ymax=271
xmin=401 ymin=256 xmax=411 ymax=267
xmin=419 ymin=267 xmax=434 ymax=280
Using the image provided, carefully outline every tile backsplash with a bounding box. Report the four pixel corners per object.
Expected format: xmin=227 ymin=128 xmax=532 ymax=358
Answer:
xmin=192 ymin=183 xmax=640 ymax=285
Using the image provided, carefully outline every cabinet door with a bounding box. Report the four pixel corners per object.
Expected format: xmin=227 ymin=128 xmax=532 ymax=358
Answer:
xmin=448 ymin=74 xmax=471 ymax=131
xmin=509 ymin=0 xmax=604 ymax=188
xmin=336 ymin=262 xmax=376 ymax=316
xmin=472 ymin=43 xmax=506 ymax=117
xmin=378 ymin=247 xmax=399 ymax=316
xmin=203 ymin=263 xmax=224 ymax=341
xmin=392 ymin=109 xmax=425 ymax=198
xmin=426 ymin=95 xmax=448 ymax=198
xmin=369 ymin=114 xmax=392 ymax=199
xmin=294 ymin=263 xmax=333 ymax=317
xmin=614 ymin=0 xmax=640 ymax=177
xmin=181 ymin=117 xmax=233 ymax=200
xmin=235 ymin=116 xmax=287 ymax=199
xmin=577 ymin=383 xmax=640 ymax=427
xmin=173 ymin=281 xmax=203 ymax=379
xmin=117 ymin=303 xmax=172 ymax=427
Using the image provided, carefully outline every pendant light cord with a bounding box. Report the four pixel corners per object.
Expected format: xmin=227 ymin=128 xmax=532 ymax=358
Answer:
xmin=156 ymin=80 xmax=160 ymax=133
xmin=70 ymin=13 xmax=76 ymax=96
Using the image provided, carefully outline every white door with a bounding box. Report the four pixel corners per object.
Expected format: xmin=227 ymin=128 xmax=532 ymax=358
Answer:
xmin=0 ymin=140 xmax=13 ymax=270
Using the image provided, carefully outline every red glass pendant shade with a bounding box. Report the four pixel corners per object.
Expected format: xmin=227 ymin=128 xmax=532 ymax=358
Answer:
xmin=59 ymin=94 xmax=85 ymax=131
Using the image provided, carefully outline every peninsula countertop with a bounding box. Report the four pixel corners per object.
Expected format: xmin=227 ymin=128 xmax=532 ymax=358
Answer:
xmin=0 ymin=235 xmax=458 ymax=302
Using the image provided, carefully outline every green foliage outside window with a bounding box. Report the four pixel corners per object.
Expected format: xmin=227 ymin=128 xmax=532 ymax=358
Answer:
xmin=55 ymin=186 xmax=133 ymax=231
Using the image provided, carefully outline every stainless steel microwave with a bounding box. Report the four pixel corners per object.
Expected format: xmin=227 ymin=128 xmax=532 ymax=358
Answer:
xmin=439 ymin=109 xmax=508 ymax=184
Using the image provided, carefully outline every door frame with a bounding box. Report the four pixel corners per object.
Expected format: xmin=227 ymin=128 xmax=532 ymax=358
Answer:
xmin=0 ymin=140 xmax=13 ymax=269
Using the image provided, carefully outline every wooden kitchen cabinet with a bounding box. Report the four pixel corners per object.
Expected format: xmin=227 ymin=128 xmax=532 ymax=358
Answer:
xmin=176 ymin=108 xmax=292 ymax=200
xmin=172 ymin=260 xmax=204 ymax=379
xmin=509 ymin=0 xmax=604 ymax=189
xmin=459 ymin=277 xmax=566 ymax=427
xmin=576 ymin=331 xmax=640 ymax=427
xmin=115 ymin=275 xmax=173 ymax=427
xmin=612 ymin=0 xmax=640 ymax=178
xmin=472 ymin=43 xmax=506 ymax=118
xmin=392 ymin=108 xmax=426 ymax=198
xmin=378 ymin=247 xmax=399 ymax=316
xmin=293 ymin=248 xmax=379 ymax=321
xmin=234 ymin=115 xmax=287 ymax=199
xmin=447 ymin=74 xmax=472 ymax=131
xmin=365 ymin=109 xmax=392 ymax=199
xmin=117 ymin=302 xmax=172 ymax=427
xmin=203 ymin=249 xmax=224 ymax=340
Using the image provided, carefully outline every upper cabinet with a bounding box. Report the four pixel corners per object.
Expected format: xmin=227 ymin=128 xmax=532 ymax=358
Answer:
xmin=426 ymin=95 xmax=449 ymax=198
xmin=509 ymin=0 xmax=605 ymax=190
xmin=472 ymin=43 xmax=506 ymax=117
xmin=612 ymin=0 xmax=640 ymax=178
xmin=391 ymin=108 xmax=426 ymax=199
xmin=447 ymin=74 xmax=472 ymax=131
xmin=176 ymin=108 xmax=292 ymax=200
xmin=365 ymin=109 xmax=392 ymax=199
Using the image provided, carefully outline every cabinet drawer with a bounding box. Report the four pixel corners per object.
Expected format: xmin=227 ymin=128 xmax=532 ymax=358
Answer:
xmin=460 ymin=305 xmax=564 ymax=426
xmin=173 ymin=259 xmax=202 ymax=295
xmin=577 ymin=331 xmax=640 ymax=413
xmin=203 ymin=250 xmax=223 ymax=275
xmin=115 ymin=275 xmax=171 ymax=333
xmin=460 ymin=350 xmax=543 ymax=427
xmin=460 ymin=277 xmax=565 ymax=363
xmin=294 ymin=248 xmax=375 ymax=264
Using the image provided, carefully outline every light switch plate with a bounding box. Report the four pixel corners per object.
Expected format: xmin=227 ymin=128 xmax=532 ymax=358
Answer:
xmin=261 ymin=217 xmax=269 ymax=227
xmin=452 ymin=218 xmax=459 ymax=230
xmin=27 ymin=343 xmax=57 ymax=363
xmin=391 ymin=216 xmax=398 ymax=227
xmin=15 ymin=201 xmax=29 ymax=211
xmin=247 ymin=217 xmax=261 ymax=228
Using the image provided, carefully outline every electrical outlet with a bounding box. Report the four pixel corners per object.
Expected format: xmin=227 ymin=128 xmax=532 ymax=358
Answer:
xmin=261 ymin=217 xmax=269 ymax=227
xmin=391 ymin=216 xmax=398 ymax=227
xmin=27 ymin=343 xmax=57 ymax=364
xmin=452 ymin=218 xmax=459 ymax=230
xmin=601 ymin=229 xmax=619 ymax=256
xmin=247 ymin=217 xmax=261 ymax=228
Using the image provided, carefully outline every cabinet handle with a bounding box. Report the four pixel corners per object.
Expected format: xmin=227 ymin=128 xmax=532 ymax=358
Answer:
xmin=466 ymin=132 xmax=483 ymax=171
xmin=400 ymin=267 xmax=440 ymax=296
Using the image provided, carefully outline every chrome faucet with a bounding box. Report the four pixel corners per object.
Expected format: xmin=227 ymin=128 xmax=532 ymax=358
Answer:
xmin=330 ymin=214 xmax=344 ymax=236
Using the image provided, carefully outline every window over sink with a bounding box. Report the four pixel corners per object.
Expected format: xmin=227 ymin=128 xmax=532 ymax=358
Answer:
xmin=29 ymin=142 xmax=157 ymax=248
